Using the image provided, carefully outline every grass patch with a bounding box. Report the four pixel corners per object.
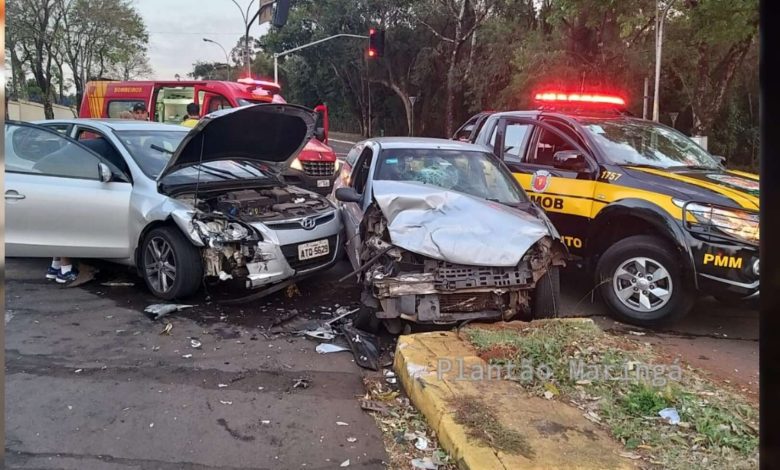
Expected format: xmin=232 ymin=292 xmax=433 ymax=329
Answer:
xmin=464 ymin=319 xmax=758 ymax=469
xmin=449 ymin=395 xmax=534 ymax=458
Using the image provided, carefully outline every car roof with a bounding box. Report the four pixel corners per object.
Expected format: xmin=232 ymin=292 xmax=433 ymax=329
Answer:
xmin=32 ymin=118 xmax=189 ymax=132
xmin=367 ymin=137 xmax=488 ymax=152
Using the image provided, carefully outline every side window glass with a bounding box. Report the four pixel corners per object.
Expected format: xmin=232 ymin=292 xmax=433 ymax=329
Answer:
xmin=44 ymin=124 xmax=71 ymax=135
xmin=453 ymin=116 xmax=477 ymax=141
xmin=351 ymin=148 xmax=375 ymax=194
xmin=345 ymin=145 xmax=362 ymax=166
xmin=530 ymin=127 xmax=578 ymax=167
xmin=503 ymin=123 xmax=530 ymax=158
xmin=5 ymin=124 xmax=102 ymax=179
xmin=207 ymin=95 xmax=232 ymax=114
xmin=108 ymin=100 xmax=146 ymax=118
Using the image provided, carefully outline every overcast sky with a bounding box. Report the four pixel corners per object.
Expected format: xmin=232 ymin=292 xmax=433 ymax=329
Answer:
xmin=133 ymin=0 xmax=270 ymax=80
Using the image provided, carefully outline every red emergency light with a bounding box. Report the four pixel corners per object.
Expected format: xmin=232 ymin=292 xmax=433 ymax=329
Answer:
xmin=534 ymin=91 xmax=626 ymax=107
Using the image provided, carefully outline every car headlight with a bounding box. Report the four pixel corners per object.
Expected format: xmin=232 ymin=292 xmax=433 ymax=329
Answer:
xmin=290 ymin=158 xmax=303 ymax=171
xmin=675 ymin=200 xmax=759 ymax=244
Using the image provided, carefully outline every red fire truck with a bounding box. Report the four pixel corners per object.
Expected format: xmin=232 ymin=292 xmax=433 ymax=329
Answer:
xmin=79 ymin=78 xmax=339 ymax=193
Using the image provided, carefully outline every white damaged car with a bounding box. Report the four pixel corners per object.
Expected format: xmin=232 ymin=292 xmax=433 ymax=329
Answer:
xmin=332 ymin=137 xmax=567 ymax=332
xmin=6 ymin=104 xmax=342 ymax=300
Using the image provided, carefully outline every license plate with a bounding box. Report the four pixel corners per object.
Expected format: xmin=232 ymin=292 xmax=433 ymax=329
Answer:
xmin=298 ymin=239 xmax=330 ymax=260
xmin=317 ymin=179 xmax=330 ymax=188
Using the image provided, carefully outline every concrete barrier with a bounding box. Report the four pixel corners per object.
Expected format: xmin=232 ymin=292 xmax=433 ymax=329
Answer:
xmin=7 ymin=100 xmax=77 ymax=121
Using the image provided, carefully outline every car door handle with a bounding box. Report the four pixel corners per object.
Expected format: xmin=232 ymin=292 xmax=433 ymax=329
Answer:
xmin=5 ymin=190 xmax=26 ymax=200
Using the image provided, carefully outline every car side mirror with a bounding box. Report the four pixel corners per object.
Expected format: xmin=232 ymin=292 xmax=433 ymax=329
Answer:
xmin=553 ymin=150 xmax=587 ymax=171
xmin=98 ymin=162 xmax=112 ymax=183
xmin=315 ymin=127 xmax=326 ymax=142
xmin=335 ymin=187 xmax=362 ymax=203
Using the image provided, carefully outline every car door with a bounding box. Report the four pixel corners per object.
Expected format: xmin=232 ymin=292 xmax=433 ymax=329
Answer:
xmin=493 ymin=117 xmax=598 ymax=256
xmin=340 ymin=145 xmax=376 ymax=269
xmin=5 ymin=122 xmax=134 ymax=259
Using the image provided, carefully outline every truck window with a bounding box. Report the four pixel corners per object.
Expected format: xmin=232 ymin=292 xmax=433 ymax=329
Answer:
xmin=206 ymin=95 xmax=232 ymax=113
xmin=530 ymin=127 xmax=578 ymax=167
xmin=503 ymin=123 xmax=530 ymax=157
xmin=108 ymin=100 xmax=145 ymax=118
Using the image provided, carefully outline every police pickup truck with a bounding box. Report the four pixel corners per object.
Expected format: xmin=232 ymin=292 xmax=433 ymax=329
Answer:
xmin=455 ymin=91 xmax=759 ymax=326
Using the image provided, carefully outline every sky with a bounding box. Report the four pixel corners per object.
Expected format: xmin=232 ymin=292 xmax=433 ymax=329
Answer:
xmin=132 ymin=0 xmax=270 ymax=80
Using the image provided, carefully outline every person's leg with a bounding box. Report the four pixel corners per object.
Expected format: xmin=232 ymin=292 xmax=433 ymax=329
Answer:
xmin=56 ymin=257 xmax=79 ymax=284
xmin=46 ymin=257 xmax=61 ymax=280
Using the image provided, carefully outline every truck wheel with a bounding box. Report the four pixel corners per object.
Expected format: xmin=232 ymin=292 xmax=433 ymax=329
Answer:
xmin=531 ymin=267 xmax=560 ymax=319
xmin=353 ymin=305 xmax=381 ymax=333
xmin=596 ymin=235 xmax=693 ymax=327
xmin=142 ymin=226 xmax=203 ymax=300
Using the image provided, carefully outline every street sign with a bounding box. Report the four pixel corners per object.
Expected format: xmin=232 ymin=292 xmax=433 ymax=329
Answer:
xmin=409 ymin=96 xmax=417 ymax=106
xmin=669 ymin=111 xmax=679 ymax=128
xmin=258 ymin=0 xmax=274 ymax=25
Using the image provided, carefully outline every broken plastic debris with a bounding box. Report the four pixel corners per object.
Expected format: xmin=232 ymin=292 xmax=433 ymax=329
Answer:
xmin=386 ymin=377 xmax=397 ymax=384
xmin=182 ymin=354 xmax=192 ymax=358
xmin=190 ymin=339 xmax=202 ymax=349
xmin=411 ymin=457 xmax=438 ymax=469
xmin=293 ymin=378 xmax=310 ymax=389
xmin=543 ymin=391 xmax=554 ymax=400
xmin=628 ymin=330 xmax=646 ymax=336
xmin=659 ymin=407 xmax=680 ymax=425
xmin=316 ymin=343 xmax=350 ymax=354
xmin=218 ymin=384 xmax=228 ymax=388
xmin=347 ymin=437 xmax=357 ymax=443
xmin=336 ymin=421 xmax=349 ymax=426
xmin=101 ymin=281 xmax=135 ymax=287
xmin=415 ymin=436 xmax=429 ymax=450
xmin=145 ymin=304 xmax=195 ymax=321
xmin=340 ymin=460 xmax=350 ymax=467
xmin=383 ymin=370 xmax=396 ymax=377
xmin=160 ymin=323 xmax=173 ymax=335
xmin=219 ymin=400 xmax=233 ymax=405
xmin=300 ymin=326 xmax=336 ymax=341
xmin=261 ymin=419 xmax=271 ymax=424
xmin=74 ymin=369 xmax=83 ymax=374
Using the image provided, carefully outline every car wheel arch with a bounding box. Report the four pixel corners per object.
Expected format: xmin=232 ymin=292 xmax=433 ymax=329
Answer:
xmin=134 ymin=218 xmax=182 ymax=273
xmin=587 ymin=200 xmax=697 ymax=289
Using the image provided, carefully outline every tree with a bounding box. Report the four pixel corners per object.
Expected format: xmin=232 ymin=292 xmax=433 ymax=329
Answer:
xmin=58 ymin=0 xmax=149 ymax=107
xmin=7 ymin=0 xmax=65 ymax=118
xmin=189 ymin=61 xmax=232 ymax=81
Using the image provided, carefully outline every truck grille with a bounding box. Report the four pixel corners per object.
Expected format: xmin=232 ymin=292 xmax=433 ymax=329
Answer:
xmin=302 ymin=161 xmax=335 ymax=176
xmin=432 ymin=262 xmax=532 ymax=290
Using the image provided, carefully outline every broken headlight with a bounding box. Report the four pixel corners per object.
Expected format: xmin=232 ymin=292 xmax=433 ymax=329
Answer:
xmin=676 ymin=200 xmax=759 ymax=245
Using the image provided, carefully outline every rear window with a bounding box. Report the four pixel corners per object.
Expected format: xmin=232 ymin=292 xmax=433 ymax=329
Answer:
xmin=108 ymin=100 xmax=146 ymax=118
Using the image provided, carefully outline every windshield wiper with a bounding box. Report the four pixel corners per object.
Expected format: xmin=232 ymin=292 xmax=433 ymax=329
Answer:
xmin=150 ymin=144 xmax=173 ymax=155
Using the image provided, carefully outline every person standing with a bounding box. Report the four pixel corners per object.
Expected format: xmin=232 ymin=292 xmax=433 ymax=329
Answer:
xmin=46 ymin=257 xmax=79 ymax=284
xmin=181 ymin=103 xmax=200 ymax=128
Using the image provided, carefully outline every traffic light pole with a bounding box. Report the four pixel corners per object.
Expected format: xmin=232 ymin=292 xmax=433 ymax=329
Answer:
xmin=273 ymin=33 xmax=368 ymax=83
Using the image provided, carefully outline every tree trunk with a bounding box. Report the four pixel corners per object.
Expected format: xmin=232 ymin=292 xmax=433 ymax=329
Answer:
xmin=370 ymin=78 xmax=413 ymax=136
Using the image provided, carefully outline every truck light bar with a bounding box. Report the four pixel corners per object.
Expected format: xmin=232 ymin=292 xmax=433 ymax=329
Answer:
xmin=534 ymin=92 xmax=626 ymax=106
xmin=236 ymin=77 xmax=281 ymax=91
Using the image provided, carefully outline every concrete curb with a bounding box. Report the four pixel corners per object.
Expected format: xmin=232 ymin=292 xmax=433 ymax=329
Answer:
xmin=393 ymin=326 xmax=635 ymax=470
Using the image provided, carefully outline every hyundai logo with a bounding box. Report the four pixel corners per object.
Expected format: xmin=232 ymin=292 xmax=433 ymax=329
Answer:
xmin=300 ymin=217 xmax=316 ymax=230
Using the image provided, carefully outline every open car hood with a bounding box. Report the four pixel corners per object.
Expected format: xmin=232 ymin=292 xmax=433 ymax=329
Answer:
xmin=371 ymin=180 xmax=552 ymax=267
xmin=157 ymin=104 xmax=315 ymax=181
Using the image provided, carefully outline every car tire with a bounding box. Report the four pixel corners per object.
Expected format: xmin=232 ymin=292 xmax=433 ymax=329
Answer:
xmin=141 ymin=226 xmax=203 ymax=300
xmin=353 ymin=305 xmax=381 ymax=333
xmin=531 ymin=266 xmax=561 ymax=319
xmin=596 ymin=235 xmax=693 ymax=328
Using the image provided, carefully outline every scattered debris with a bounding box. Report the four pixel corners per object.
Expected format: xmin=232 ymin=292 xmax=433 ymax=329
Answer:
xmin=659 ymin=407 xmax=681 ymax=425
xmin=160 ymin=323 xmax=173 ymax=335
xmin=100 ymin=281 xmax=134 ymax=287
xmin=618 ymin=451 xmax=642 ymax=460
xmin=300 ymin=326 xmax=336 ymax=341
xmin=182 ymin=354 xmax=192 ymax=358
xmin=190 ymin=339 xmax=202 ymax=349
xmin=149 ymin=423 xmax=154 ymax=428
xmin=340 ymin=459 xmax=350 ymax=467
xmin=543 ymin=391 xmax=554 ymax=400
xmin=218 ymin=384 xmax=228 ymax=388
xmin=316 ymin=343 xmax=350 ymax=354
xmin=415 ymin=436 xmax=429 ymax=450
xmin=145 ymin=304 xmax=195 ymax=321
xmin=347 ymin=437 xmax=357 ymax=443
xmin=261 ymin=420 xmax=271 ymax=424
xmin=219 ymin=400 xmax=233 ymax=405
xmin=627 ymin=330 xmax=646 ymax=336
xmin=336 ymin=421 xmax=349 ymax=426
xmin=324 ymin=307 xmax=359 ymax=326
xmin=286 ymin=284 xmax=300 ymax=298
xmin=383 ymin=370 xmax=395 ymax=378
xmin=341 ymin=324 xmax=381 ymax=370
xmin=293 ymin=378 xmax=310 ymax=389
xmin=74 ymin=369 xmax=82 ymax=374
xmin=411 ymin=457 xmax=438 ymax=469
xmin=359 ymin=399 xmax=390 ymax=415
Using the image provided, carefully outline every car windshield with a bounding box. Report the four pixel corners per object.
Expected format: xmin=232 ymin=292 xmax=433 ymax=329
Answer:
xmin=374 ymin=148 xmax=526 ymax=204
xmin=114 ymin=130 xmax=188 ymax=178
xmin=579 ymin=118 xmax=720 ymax=169
xmin=114 ymin=129 xmax=274 ymax=183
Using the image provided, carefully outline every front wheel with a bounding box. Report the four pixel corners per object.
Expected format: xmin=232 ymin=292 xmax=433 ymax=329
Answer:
xmin=596 ymin=235 xmax=693 ymax=328
xmin=531 ymin=266 xmax=561 ymax=319
xmin=141 ymin=226 xmax=203 ymax=300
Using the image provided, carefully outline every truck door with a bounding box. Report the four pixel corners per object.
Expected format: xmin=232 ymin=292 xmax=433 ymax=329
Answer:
xmin=314 ymin=104 xmax=329 ymax=144
xmin=493 ymin=117 xmax=598 ymax=255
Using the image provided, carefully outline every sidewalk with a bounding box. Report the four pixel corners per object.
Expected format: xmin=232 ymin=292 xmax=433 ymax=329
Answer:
xmin=393 ymin=324 xmax=634 ymax=470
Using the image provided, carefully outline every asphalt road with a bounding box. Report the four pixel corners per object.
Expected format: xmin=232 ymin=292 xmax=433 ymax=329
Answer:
xmin=5 ymin=258 xmax=389 ymax=470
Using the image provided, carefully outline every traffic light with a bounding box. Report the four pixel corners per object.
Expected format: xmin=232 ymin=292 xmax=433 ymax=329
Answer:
xmin=272 ymin=0 xmax=290 ymax=27
xmin=368 ymin=28 xmax=384 ymax=58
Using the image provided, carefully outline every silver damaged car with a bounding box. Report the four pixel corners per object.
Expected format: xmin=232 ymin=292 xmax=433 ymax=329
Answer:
xmin=5 ymin=104 xmax=342 ymax=300
xmin=332 ymin=137 xmax=567 ymax=333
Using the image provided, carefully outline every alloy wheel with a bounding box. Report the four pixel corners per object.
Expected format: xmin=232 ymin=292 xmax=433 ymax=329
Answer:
xmin=144 ymin=236 xmax=177 ymax=294
xmin=612 ymin=256 xmax=673 ymax=313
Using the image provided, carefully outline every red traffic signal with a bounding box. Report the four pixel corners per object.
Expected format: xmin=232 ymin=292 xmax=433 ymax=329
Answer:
xmin=368 ymin=28 xmax=384 ymax=58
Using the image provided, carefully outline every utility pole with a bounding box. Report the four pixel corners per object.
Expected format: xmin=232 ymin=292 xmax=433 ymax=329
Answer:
xmin=653 ymin=0 xmax=675 ymax=122
xmin=409 ymin=96 xmax=417 ymax=136
xmin=231 ymin=0 xmax=275 ymax=77
xmin=642 ymin=77 xmax=649 ymax=120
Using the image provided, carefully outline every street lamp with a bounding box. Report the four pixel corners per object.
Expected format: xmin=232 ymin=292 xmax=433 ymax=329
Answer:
xmin=230 ymin=0 xmax=258 ymax=77
xmin=203 ymin=38 xmax=231 ymax=81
